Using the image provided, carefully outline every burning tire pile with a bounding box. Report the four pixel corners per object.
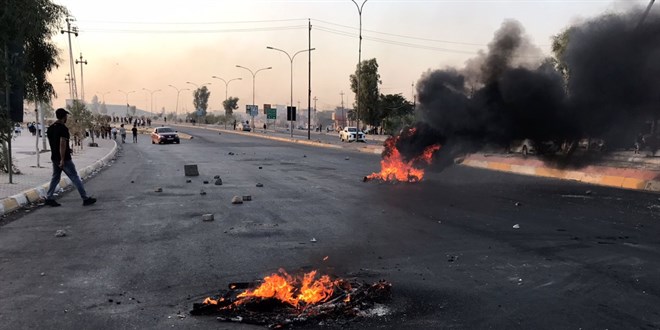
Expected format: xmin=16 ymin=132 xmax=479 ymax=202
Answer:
xmin=191 ymin=268 xmax=392 ymax=328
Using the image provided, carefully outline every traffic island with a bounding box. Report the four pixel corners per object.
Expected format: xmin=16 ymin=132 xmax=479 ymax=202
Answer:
xmin=462 ymin=154 xmax=660 ymax=192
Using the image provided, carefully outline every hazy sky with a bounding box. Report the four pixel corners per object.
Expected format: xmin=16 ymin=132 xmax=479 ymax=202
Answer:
xmin=49 ymin=0 xmax=651 ymax=116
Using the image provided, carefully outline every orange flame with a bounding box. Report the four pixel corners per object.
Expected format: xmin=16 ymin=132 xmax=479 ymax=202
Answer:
xmin=208 ymin=268 xmax=338 ymax=309
xmin=366 ymin=132 xmax=441 ymax=182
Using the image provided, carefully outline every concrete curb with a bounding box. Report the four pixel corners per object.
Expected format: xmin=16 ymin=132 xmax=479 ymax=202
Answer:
xmin=461 ymin=154 xmax=660 ymax=192
xmin=0 ymin=141 xmax=119 ymax=216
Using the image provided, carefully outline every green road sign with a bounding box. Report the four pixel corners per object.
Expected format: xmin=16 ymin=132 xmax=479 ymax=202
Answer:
xmin=267 ymin=108 xmax=277 ymax=119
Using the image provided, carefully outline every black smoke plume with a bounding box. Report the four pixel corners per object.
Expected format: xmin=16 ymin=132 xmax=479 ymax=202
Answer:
xmin=400 ymin=7 xmax=660 ymax=164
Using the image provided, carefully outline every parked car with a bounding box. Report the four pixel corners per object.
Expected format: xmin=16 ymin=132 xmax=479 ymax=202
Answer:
xmin=339 ymin=127 xmax=366 ymax=142
xmin=508 ymin=139 xmax=536 ymax=156
xmin=238 ymin=122 xmax=251 ymax=132
xmin=578 ymin=138 xmax=605 ymax=152
xmin=151 ymin=126 xmax=180 ymax=144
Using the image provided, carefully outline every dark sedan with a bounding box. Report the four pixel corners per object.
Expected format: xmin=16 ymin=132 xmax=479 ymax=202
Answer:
xmin=151 ymin=127 xmax=180 ymax=144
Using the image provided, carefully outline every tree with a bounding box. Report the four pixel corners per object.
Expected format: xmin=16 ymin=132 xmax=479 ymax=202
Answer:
xmin=378 ymin=94 xmax=415 ymax=134
xmin=222 ymin=96 xmax=239 ymax=116
xmin=89 ymin=95 xmax=100 ymax=113
xmin=551 ymin=27 xmax=574 ymax=88
xmin=349 ymin=58 xmax=381 ymax=129
xmin=379 ymin=93 xmax=414 ymax=134
xmin=1 ymin=0 xmax=67 ymax=173
xmin=193 ymin=86 xmax=210 ymax=117
xmin=67 ymin=100 xmax=94 ymax=147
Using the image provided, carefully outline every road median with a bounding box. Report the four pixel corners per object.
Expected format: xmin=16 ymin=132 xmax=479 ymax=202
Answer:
xmin=461 ymin=154 xmax=660 ymax=192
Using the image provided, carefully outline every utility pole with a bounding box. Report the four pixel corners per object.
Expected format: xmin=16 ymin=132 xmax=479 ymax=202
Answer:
xmin=65 ymin=74 xmax=72 ymax=100
xmin=313 ymin=96 xmax=318 ymax=129
xmin=307 ymin=18 xmax=312 ymax=140
xmin=61 ymin=17 xmax=79 ymax=101
xmin=340 ymin=91 xmax=345 ymax=128
xmin=75 ymin=53 xmax=87 ymax=102
xmin=351 ymin=0 xmax=367 ymax=133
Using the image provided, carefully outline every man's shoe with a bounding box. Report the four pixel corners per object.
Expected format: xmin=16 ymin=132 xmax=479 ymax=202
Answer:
xmin=44 ymin=199 xmax=61 ymax=207
xmin=82 ymin=197 xmax=97 ymax=206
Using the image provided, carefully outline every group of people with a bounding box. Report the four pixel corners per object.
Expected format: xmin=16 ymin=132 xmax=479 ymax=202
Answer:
xmin=25 ymin=122 xmax=43 ymax=136
xmin=108 ymin=124 xmax=139 ymax=143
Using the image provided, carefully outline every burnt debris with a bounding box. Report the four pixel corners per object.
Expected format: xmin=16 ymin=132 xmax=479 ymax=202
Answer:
xmin=191 ymin=278 xmax=392 ymax=328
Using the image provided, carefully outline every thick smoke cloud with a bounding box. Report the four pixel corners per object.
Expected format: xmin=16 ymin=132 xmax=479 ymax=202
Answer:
xmin=403 ymin=7 xmax=660 ymax=162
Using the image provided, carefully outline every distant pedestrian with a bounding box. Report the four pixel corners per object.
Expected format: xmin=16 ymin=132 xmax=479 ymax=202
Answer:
xmin=111 ymin=127 xmax=117 ymax=140
xmin=132 ymin=125 xmax=138 ymax=143
xmin=44 ymin=108 xmax=96 ymax=207
xmin=233 ymin=120 xmax=237 ymax=130
xmin=14 ymin=123 xmax=21 ymax=136
xmin=119 ymin=124 xmax=126 ymax=143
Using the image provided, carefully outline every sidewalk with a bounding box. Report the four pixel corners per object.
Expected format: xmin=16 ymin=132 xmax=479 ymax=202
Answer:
xmin=0 ymin=133 xmax=117 ymax=215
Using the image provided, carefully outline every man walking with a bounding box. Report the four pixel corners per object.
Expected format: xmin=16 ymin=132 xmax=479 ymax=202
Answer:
xmin=44 ymin=108 xmax=96 ymax=207
xmin=119 ymin=124 xmax=127 ymax=143
xmin=132 ymin=125 xmax=138 ymax=143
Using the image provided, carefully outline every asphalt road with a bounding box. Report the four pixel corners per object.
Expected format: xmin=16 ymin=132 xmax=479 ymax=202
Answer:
xmin=1 ymin=126 xmax=659 ymax=329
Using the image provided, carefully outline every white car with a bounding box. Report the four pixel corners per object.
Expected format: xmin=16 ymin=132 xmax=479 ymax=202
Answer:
xmin=339 ymin=127 xmax=366 ymax=142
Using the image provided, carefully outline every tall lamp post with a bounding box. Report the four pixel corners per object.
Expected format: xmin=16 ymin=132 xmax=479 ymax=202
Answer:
xmin=211 ymin=76 xmax=242 ymax=105
xmin=118 ymin=89 xmax=135 ymax=117
xmin=97 ymin=91 xmax=111 ymax=103
xmin=351 ymin=0 xmax=367 ymax=134
xmin=168 ymin=85 xmax=189 ymax=120
xmin=266 ymin=46 xmax=315 ymax=138
xmin=142 ymin=88 xmax=162 ymax=116
xmin=235 ymin=65 xmax=272 ymax=130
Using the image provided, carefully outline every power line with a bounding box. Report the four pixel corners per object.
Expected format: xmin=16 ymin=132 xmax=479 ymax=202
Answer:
xmin=313 ymin=18 xmax=488 ymax=46
xmin=80 ymin=25 xmax=308 ymax=34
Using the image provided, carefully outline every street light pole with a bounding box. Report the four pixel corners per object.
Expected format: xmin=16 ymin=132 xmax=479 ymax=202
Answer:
xmin=351 ymin=0 xmax=367 ymax=134
xmin=142 ymin=88 xmax=162 ymax=116
xmin=266 ymin=47 xmax=315 ymax=138
xmin=75 ymin=53 xmax=87 ymax=102
xmin=235 ymin=65 xmax=272 ymax=130
xmin=168 ymin=85 xmax=189 ymax=120
xmin=118 ymin=89 xmax=135 ymax=117
xmin=211 ymin=76 xmax=242 ymax=109
xmin=97 ymin=91 xmax=111 ymax=103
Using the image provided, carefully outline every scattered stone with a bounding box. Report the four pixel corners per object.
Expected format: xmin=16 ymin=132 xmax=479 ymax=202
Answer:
xmin=585 ymin=190 xmax=592 ymax=195
xmin=231 ymin=196 xmax=243 ymax=204
xmin=131 ymin=180 xmax=134 ymax=183
xmin=256 ymin=183 xmax=264 ymax=188
xmin=228 ymin=152 xmax=235 ymax=156
xmin=184 ymin=164 xmax=199 ymax=176
xmin=242 ymin=195 xmax=252 ymax=201
xmin=218 ymin=132 xmax=222 ymax=135
xmin=213 ymin=175 xmax=220 ymax=179
xmin=200 ymin=190 xmax=207 ymax=196
xmin=513 ymin=224 xmax=520 ymax=229
xmin=303 ymin=155 xmax=307 ymax=158
xmin=40 ymin=272 xmax=45 ymax=276
xmin=203 ymin=180 xmax=209 ymax=184
xmin=55 ymin=230 xmax=67 ymax=237
xmin=258 ymin=166 xmax=262 ymax=169
xmin=345 ymin=157 xmax=350 ymax=160
xmin=215 ymin=178 xmax=223 ymax=185
xmin=310 ymin=237 xmax=317 ymax=243
xmin=186 ymin=179 xmax=192 ymax=183
xmin=155 ymin=187 xmax=163 ymax=193
xmin=514 ymin=202 xmax=521 ymax=206
xmin=201 ymin=214 xmax=214 ymax=222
